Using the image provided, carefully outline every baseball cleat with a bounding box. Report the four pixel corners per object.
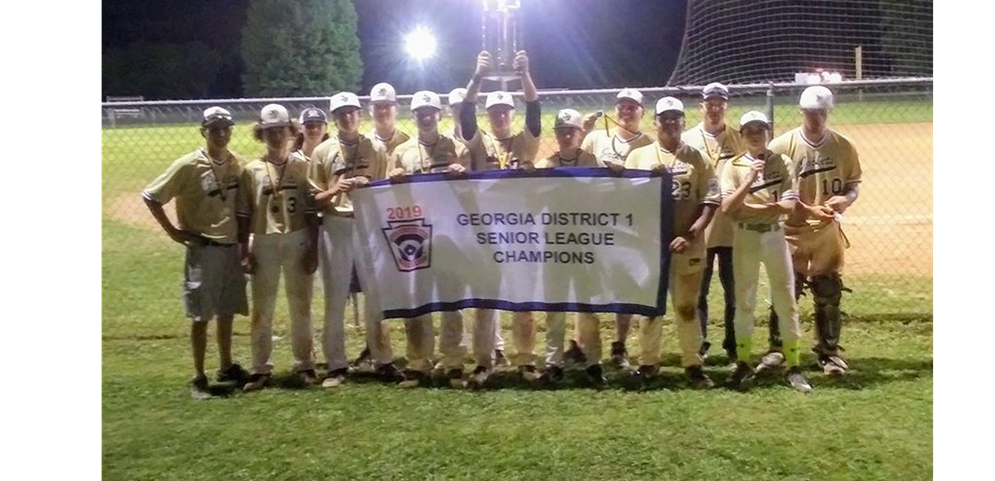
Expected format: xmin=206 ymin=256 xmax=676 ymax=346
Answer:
xmin=397 ymin=370 xmax=427 ymax=389
xmin=242 ymin=373 xmax=272 ymax=393
xmin=756 ymin=351 xmax=786 ymax=373
xmin=297 ymin=369 xmax=320 ymax=386
xmin=350 ymin=347 xmax=375 ymax=374
xmin=786 ymin=367 xmax=814 ymax=393
xmin=190 ymin=375 xmax=212 ymax=400
xmin=519 ymin=365 xmax=541 ymax=382
xmin=685 ymin=365 xmax=715 ymax=389
xmin=610 ymin=341 xmax=631 ymax=370
xmin=634 ymin=364 xmax=659 ymax=381
xmin=468 ymin=365 xmax=491 ymax=389
xmin=818 ymin=354 xmax=849 ymax=376
xmin=494 ymin=349 xmax=511 ymax=368
xmin=447 ymin=368 xmax=466 ymax=389
xmin=538 ymin=366 xmax=565 ymax=386
xmin=727 ymin=362 xmax=755 ymax=392
xmin=376 ymin=363 xmax=406 ymax=384
xmin=216 ymin=363 xmax=250 ymax=386
xmin=586 ymin=364 xmax=608 ymax=389
xmin=563 ymin=340 xmax=587 ymax=369
xmin=321 ymin=368 xmax=348 ymax=389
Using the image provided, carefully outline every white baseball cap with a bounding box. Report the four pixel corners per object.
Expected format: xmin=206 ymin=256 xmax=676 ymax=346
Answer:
xmin=485 ymin=91 xmax=515 ymax=110
xmin=616 ymin=88 xmax=643 ymax=105
xmin=799 ymin=86 xmax=834 ymax=110
xmin=554 ymin=109 xmax=584 ymax=130
xmin=259 ymin=104 xmax=291 ymax=128
xmin=739 ymin=111 xmax=770 ymax=129
xmin=448 ymin=88 xmax=468 ymax=106
xmin=702 ymin=82 xmax=730 ymax=100
xmin=655 ymin=97 xmax=685 ymax=115
xmin=410 ymin=90 xmax=442 ymax=111
xmin=202 ymin=106 xmax=234 ymax=127
xmin=329 ymin=92 xmax=361 ymax=113
xmin=299 ymin=107 xmax=327 ymax=124
xmin=370 ymin=83 xmax=397 ymax=104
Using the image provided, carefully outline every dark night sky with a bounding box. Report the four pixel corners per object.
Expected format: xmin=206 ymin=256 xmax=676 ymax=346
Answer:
xmin=102 ymin=0 xmax=688 ymax=99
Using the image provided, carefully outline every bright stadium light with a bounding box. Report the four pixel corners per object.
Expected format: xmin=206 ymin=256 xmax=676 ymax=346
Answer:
xmin=404 ymin=26 xmax=437 ymax=61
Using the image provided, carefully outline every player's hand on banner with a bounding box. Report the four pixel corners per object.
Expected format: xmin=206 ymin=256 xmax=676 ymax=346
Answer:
xmin=447 ymin=163 xmax=466 ymax=175
xmin=824 ymin=195 xmax=851 ymax=214
xmin=335 ymin=177 xmax=356 ymax=194
xmin=512 ymin=50 xmax=529 ymax=73
xmin=650 ymin=164 xmax=669 ymax=177
xmin=475 ymin=51 xmax=492 ymax=77
xmin=606 ymin=161 xmax=625 ymax=176
xmin=388 ymin=168 xmax=407 ymax=182
xmin=303 ymin=247 xmax=319 ymax=275
xmin=520 ymin=161 xmax=536 ymax=172
xmin=352 ymin=176 xmax=371 ymax=189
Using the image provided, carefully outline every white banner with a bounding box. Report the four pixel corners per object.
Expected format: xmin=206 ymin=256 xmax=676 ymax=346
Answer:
xmin=351 ymin=167 xmax=673 ymax=319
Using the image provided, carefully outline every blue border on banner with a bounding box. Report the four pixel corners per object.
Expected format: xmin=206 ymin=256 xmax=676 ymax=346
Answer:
xmin=366 ymin=167 xmax=674 ymax=318
xmin=368 ymin=166 xmax=662 ymax=187
xmin=385 ymin=300 xmax=663 ymax=320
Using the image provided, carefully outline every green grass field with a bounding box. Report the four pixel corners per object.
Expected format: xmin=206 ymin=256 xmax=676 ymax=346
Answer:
xmin=102 ymin=98 xmax=932 ymax=480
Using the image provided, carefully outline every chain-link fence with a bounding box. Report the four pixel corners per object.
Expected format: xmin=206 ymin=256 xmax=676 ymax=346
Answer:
xmin=102 ymin=78 xmax=932 ymax=339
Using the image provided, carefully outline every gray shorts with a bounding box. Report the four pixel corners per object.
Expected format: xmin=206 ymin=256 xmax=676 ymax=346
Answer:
xmin=183 ymin=243 xmax=248 ymax=322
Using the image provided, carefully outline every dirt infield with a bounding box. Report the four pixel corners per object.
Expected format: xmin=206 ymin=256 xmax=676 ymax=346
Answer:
xmin=106 ymin=192 xmax=176 ymax=232
xmin=106 ymin=122 xmax=932 ymax=277
xmin=833 ymin=123 xmax=932 ymax=276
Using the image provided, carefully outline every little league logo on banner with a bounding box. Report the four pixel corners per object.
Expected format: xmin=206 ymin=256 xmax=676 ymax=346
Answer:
xmin=382 ymin=219 xmax=432 ymax=272
xmin=351 ymin=167 xmax=674 ymax=319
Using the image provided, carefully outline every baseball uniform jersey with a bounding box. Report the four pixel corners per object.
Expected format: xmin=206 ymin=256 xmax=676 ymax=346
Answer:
xmin=534 ymin=149 xmax=599 ymax=168
xmin=367 ymin=129 xmax=410 ymax=158
xmin=236 ymin=152 xmax=315 ymax=235
xmin=720 ymin=151 xmax=798 ymax=225
xmin=464 ymin=129 xmax=540 ymax=171
xmin=391 ymin=134 xmax=470 ymax=174
xmin=682 ymin=123 xmax=744 ymax=248
xmin=309 ymin=136 xmax=388 ymax=215
xmin=581 ymin=130 xmax=654 ymax=167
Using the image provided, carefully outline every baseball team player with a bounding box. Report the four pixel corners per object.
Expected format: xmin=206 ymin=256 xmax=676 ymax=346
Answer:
xmin=533 ymin=110 xmax=598 ymax=168
xmin=682 ymin=82 xmax=744 ymax=363
xmin=720 ymin=110 xmax=812 ymax=393
xmin=578 ymin=88 xmax=654 ymax=370
xmin=460 ymin=50 xmax=543 ymax=384
xmin=143 ymin=106 xmax=251 ymax=399
xmin=387 ymin=90 xmax=472 ymax=388
xmin=294 ymin=107 xmax=330 ymax=160
xmin=447 ymin=88 xmax=469 ymax=139
xmin=309 ymin=92 xmax=403 ymax=388
xmin=447 ymin=86 xmax=511 ymax=368
xmin=350 ymin=83 xmax=409 ymax=374
xmin=763 ymin=86 xmax=862 ymax=376
xmin=236 ymin=104 xmax=320 ymax=392
xmin=618 ymin=97 xmax=719 ymax=388
xmin=531 ymin=109 xmax=603 ymax=386
xmin=367 ymin=82 xmax=411 ymax=154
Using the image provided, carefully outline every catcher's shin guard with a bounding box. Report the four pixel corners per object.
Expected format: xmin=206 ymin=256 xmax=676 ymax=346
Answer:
xmin=811 ymin=273 xmax=846 ymax=355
